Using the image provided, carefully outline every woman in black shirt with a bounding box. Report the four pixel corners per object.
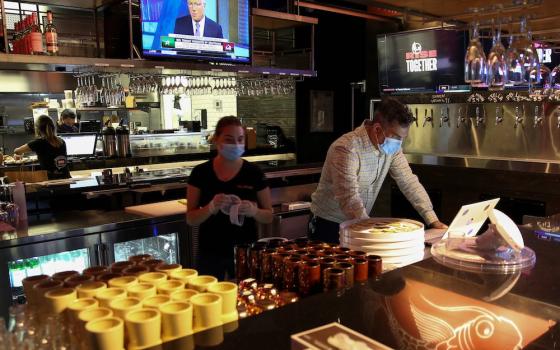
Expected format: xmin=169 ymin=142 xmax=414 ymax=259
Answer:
xmin=187 ymin=116 xmax=273 ymax=279
xmin=14 ymin=115 xmax=70 ymax=180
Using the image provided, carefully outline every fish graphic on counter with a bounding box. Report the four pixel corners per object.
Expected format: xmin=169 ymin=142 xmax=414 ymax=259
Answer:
xmin=383 ymin=279 xmax=551 ymax=350
xmin=409 ymin=296 xmax=522 ymax=350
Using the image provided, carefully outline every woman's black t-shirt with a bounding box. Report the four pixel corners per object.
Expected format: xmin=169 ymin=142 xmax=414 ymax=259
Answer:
xmin=28 ymin=138 xmax=71 ymax=180
xmin=188 ymin=159 xmax=268 ymax=257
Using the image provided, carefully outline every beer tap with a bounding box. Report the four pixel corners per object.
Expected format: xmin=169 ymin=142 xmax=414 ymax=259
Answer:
xmin=495 ymin=106 xmax=504 ymax=125
xmin=423 ymin=108 xmax=434 ymax=127
xmin=414 ymin=108 xmax=419 ymax=127
xmin=474 ymin=106 xmax=485 ymax=127
xmin=533 ymin=104 xmax=544 ymax=128
xmin=457 ymin=106 xmax=467 ymax=128
xmin=440 ymin=106 xmax=450 ymax=127
xmin=514 ymin=105 xmax=524 ymax=129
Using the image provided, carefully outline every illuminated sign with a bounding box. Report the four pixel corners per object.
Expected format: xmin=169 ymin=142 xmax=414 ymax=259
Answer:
xmin=405 ymin=42 xmax=438 ymax=73
xmin=536 ymin=48 xmax=552 ymax=64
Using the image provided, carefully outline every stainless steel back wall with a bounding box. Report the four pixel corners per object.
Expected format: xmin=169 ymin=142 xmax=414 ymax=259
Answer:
xmin=0 ymin=71 xmax=75 ymax=93
xmin=404 ymin=103 xmax=560 ymax=162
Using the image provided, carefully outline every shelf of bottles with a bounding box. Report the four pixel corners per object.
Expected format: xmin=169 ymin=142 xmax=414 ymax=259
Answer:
xmin=10 ymin=10 xmax=57 ymax=55
xmin=8 ymin=248 xmax=90 ymax=302
xmin=2 ymin=1 xmax=98 ymax=58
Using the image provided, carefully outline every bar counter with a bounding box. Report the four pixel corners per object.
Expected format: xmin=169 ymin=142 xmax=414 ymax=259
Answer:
xmin=157 ymin=227 xmax=560 ymax=350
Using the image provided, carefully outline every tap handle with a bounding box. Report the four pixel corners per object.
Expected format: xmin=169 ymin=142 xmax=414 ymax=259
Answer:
xmin=495 ymin=106 xmax=503 ymax=125
xmin=414 ymin=108 xmax=419 ymax=127
xmin=456 ymin=107 xmax=461 ymax=128
xmin=514 ymin=106 xmax=523 ymax=128
xmin=430 ymin=108 xmax=434 ymax=126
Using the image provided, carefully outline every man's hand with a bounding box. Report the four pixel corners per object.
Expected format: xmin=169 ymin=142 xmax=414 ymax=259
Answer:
xmin=428 ymin=220 xmax=448 ymax=229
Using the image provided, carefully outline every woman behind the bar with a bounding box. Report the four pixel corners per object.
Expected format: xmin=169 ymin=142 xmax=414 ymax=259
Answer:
xmin=187 ymin=116 xmax=273 ymax=279
xmin=14 ymin=115 xmax=70 ymax=180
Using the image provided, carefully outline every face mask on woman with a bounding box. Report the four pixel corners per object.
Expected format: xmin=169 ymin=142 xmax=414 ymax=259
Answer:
xmin=219 ymin=143 xmax=245 ymax=161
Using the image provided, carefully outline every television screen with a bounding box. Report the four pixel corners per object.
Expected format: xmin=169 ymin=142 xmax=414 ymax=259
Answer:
xmin=141 ymin=0 xmax=251 ymax=63
xmin=377 ymin=29 xmax=470 ymax=94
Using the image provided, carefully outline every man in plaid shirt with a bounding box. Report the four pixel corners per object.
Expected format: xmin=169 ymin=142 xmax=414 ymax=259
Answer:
xmin=310 ymin=97 xmax=447 ymax=243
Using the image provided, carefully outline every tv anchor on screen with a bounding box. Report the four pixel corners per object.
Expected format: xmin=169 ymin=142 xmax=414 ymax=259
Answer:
xmin=174 ymin=0 xmax=223 ymax=39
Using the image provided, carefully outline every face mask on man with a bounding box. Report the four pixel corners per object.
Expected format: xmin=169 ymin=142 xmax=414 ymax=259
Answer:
xmin=376 ymin=127 xmax=402 ymax=155
xmin=219 ymin=143 xmax=245 ymax=160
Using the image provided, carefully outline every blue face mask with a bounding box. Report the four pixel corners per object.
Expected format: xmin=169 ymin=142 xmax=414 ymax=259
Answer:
xmin=219 ymin=143 xmax=245 ymax=160
xmin=378 ymin=129 xmax=402 ymax=155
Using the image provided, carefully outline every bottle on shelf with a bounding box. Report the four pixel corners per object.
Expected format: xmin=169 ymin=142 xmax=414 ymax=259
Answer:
xmin=12 ymin=21 xmax=20 ymax=54
xmin=45 ymin=10 xmax=58 ymax=56
xmin=24 ymin=15 xmax=32 ymax=55
xmin=30 ymin=12 xmax=43 ymax=55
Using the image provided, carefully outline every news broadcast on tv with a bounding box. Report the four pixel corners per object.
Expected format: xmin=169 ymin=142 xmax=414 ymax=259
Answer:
xmin=141 ymin=0 xmax=250 ymax=63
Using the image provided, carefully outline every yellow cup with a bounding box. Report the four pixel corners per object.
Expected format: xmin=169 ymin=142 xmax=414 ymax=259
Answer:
xmin=109 ymin=297 xmax=142 ymax=321
xmin=52 ymin=270 xmax=79 ymax=282
xmin=121 ymin=266 xmax=149 ymax=277
xmin=64 ymin=274 xmax=95 ymax=288
xmin=33 ymin=279 xmax=63 ymax=298
xmin=86 ymin=316 xmax=124 ymax=350
xmin=194 ymin=325 xmax=224 ymax=347
xmin=139 ymin=259 xmax=165 ymax=272
xmin=127 ymin=283 xmax=157 ymax=301
xmin=157 ymin=280 xmax=185 ymax=295
xmin=128 ymin=254 xmax=152 ymax=264
xmin=33 ymin=279 xmax=64 ymax=313
xmin=83 ymin=266 xmax=109 ymax=278
xmin=125 ymin=308 xmax=162 ymax=349
xmin=169 ymin=269 xmax=198 ymax=284
xmin=138 ymin=272 xmax=167 ymax=286
xmin=170 ymin=289 xmax=199 ymax=302
xmin=223 ymin=319 xmax=239 ymax=333
xmin=190 ymin=293 xmax=222 ymax=331
xmin=108 ymin=276 xmax=138 ymax=289
xmin=207 ymin=282 xmax=238 ymax=323
xmin=159 ymin=301 xmax=193 ymax=341
xmin=77 ymin=281 xmax=107 ymax=299
xmin=111 ymin=261 xmax=135 ymax=274
xmin=142 ymin=295 xmax=171 ymax=310
xmin=96 ymin=287 xmax=127 ymax=308
xmin=22 ymin=275 xmax=50 ymax=306
xmin=45 ymin=288 xmax=77 ymax=314
xmin=187 ymin=276 xmax=217 ymax=292
xmin=79 ymin=307 xmax=113 ymax=324
xmin=67 ymin=298 xmax=99 ymax=323
xmin=155 ymin=263 xmax=182 ymax=277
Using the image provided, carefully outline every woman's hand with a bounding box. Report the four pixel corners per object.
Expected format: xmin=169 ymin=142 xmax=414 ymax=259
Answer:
xmin=209 ymin=193 xmax=232 ymax=215
xmin=238 ymin=200 xmax=258 ymax=217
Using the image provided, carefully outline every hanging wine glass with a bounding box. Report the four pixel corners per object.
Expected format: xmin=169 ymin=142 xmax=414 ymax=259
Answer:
xmin=506 ymin=16 xmax=539 ymax=85
xmin=487 ymin=19 xmax=508 ymax=90
xmin=530 ymin=65 xmax=551 ymax=89
xmin=465 ymin=19 xmax=488 ymax=85
xmin=549 ymin=64 xmax=560 ymax=100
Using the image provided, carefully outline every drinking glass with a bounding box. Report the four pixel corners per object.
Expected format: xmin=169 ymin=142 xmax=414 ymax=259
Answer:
xmin=487 ymin=20 xmax=508 ymax=90
xmin=465 ymin=20 xmax=487 ymax=85
xmin=506 ymin=17 xmax=539 ymax=85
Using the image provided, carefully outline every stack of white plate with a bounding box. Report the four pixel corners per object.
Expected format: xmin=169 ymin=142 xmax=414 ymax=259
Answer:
xmin=339 ymin=217 xmax=425 ymax=268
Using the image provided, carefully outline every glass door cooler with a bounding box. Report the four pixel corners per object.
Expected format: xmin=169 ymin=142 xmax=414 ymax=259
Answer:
xmin=0 ymin=234 xmax=100 ymax=319
xmin=100 ymin=217 xmax=189 ymax=266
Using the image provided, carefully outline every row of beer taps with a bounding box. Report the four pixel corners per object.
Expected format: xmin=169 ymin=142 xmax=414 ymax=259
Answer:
xmin=411 ymin=104 xmax=560 ymax=129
